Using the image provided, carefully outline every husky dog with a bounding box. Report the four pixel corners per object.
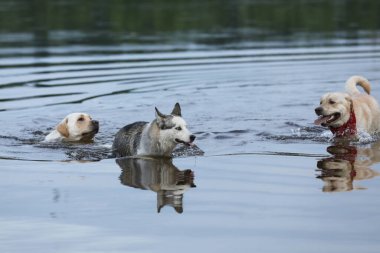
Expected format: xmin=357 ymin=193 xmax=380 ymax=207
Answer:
xmin=112 ymin=103 xmax=196 ymax=157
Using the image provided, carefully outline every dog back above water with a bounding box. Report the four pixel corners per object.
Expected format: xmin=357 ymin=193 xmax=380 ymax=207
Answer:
xmin=112 ymin=103 xmax=196 ymax=158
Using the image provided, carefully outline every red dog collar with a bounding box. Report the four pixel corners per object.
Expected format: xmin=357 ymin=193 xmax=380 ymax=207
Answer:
xmin=329 ymin=109 xmax=357 ymax=137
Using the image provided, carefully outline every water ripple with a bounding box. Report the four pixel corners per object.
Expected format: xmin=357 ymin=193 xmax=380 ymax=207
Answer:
xmin=1 ymin=42 xmax=380 ymax=160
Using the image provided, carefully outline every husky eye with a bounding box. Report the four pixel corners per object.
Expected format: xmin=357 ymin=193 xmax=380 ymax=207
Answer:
xmin=175 ymin=126 xmax=182 ymax=131
xmin=78 ymin=117 xmax=85 ymax=122
xmin=329 ymin=100 xmax=335 ymax=105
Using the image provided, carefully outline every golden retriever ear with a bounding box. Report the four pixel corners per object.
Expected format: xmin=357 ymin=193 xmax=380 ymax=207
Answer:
xmin=57 ymin=118 xmax=69 ymax=138
xmin=345 ymin=96 xmax=353 ymax=110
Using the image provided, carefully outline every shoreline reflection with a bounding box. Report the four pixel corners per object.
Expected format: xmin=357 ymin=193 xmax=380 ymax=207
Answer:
xmin=116 ymin=158 xmax=196 ymax=213
xmin=317 ymin=143 xmax=380 ymax=192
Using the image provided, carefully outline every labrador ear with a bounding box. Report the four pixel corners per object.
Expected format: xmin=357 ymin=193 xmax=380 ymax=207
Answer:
xmin=171 ymin=102 xmax=182 ymax=117
xmin=57 ymin=118 xmax=69 ymax=138
xmin=344 ymin=96 xmax=353 ymax=107
xmin=345 ymin=96 xmax=353 ymax=111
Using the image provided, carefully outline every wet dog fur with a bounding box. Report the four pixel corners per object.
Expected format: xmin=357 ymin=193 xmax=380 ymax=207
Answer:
xmin=112 ymin=103 xmax=196 ymax=158
xmin=314 ymin=75 xmax=380 ymax=135
xmin=44 ymin=112 xmax=99 ymax=142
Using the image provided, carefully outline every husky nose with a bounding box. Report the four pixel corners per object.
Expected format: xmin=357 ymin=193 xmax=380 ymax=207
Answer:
xmin=190 ymin=135 xmax=196 ymax=142
xmin=315 ymin=107 xmax=323 ymax=115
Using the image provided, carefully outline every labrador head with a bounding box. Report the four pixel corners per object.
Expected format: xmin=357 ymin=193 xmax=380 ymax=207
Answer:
xmin=57 ymin=113 xmax=99 ymax=141
xmin=314 ymin=92 xmax=352 ymax=128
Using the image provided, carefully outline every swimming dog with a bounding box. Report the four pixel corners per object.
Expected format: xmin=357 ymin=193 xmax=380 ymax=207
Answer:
xmin=112 ymin=103 xmax=196 ymax=157
xmin=314 ymin=75 xmax=380 ymax=137
xmin=44 ymin=112 xmax=99 ymax=142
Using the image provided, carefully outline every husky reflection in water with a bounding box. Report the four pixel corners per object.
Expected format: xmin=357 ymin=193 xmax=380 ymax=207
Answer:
xmin=316 ymin=144 xmax=380 ymax=192
xmin=116 ymin=157 xmax=196 ymax=213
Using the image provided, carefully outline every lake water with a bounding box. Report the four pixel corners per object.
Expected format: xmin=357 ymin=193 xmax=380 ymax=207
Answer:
xmin=1 ymin=1 xmax=380 ymax=252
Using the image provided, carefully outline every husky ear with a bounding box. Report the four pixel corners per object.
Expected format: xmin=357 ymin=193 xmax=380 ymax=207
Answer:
xmin=57 ymin=118 xmax=69 ymax=138
xmin=155 ymin=107 xmax=167 ymax=129
xmin=171 ymin=103 xmax=182 ymax=117
xmin=155 ymin=107 xmax=166 ymax=120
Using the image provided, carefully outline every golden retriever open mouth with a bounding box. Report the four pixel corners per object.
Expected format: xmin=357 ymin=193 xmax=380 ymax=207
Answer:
xmin=315 ymin=112 xmax=341 ymax=126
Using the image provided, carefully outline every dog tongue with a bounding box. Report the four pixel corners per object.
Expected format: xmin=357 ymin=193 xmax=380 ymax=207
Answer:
xmin=314 ymin=115 xmax=332 ymax=125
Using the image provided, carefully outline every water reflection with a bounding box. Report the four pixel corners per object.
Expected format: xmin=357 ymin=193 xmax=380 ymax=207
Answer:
xmin=2 ymin=0 xmax=380 ymax=47
xmin=316 ymin=143 xmax=380 ymax=192
xmin=116 ymin=158 xmax=196 ymax=213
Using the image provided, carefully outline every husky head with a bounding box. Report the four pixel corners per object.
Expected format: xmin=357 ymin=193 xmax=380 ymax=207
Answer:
xmin=155 ymin=103 xmax=196 ymax=146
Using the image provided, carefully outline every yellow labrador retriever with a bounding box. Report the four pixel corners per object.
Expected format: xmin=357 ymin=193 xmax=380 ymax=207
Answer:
xmin=315 ymin=76 xmax=380 ymax=137
xmin=44 ymin=113 xmax=99 ymax=142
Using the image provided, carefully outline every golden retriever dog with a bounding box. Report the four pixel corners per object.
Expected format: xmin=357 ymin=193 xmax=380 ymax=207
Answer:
xmin=314 ymin=75 xmax=380 ymax=137
xmin=44 ymin=113 xmax=99 ymax=142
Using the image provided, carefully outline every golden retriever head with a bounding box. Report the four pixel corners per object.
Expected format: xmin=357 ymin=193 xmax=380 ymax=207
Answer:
xmin=57 ymin=113 xmax=99 ymax=141
xmin=314 ymin=92 xmax=353 ymax=128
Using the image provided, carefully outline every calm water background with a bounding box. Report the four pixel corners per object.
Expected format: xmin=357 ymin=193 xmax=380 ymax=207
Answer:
xmin=1 ymin=0 xmax=380 ymax=252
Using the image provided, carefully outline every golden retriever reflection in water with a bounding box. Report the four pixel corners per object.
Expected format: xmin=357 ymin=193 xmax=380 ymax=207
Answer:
xmin=116 ymin=158 xmax=196 ymax=213
xmin=317 ymin=142 xmax=380 ymax=192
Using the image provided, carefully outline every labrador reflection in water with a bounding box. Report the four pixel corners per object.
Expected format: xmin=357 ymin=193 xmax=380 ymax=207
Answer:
xmin=317 ymin=143 xmax=380 ymax=192
xmin=116 ymin=158 xmax=196 ymax=213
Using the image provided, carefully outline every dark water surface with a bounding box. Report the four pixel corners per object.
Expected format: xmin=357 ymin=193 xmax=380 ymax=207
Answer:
xmin=1 ymin=1 xmax=380 ymax=252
